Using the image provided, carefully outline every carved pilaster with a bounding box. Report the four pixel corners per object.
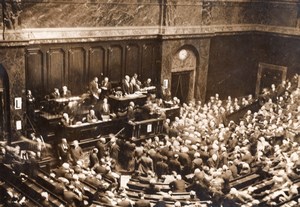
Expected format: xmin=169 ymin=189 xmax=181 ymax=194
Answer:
xmin=296 ymin=4 xmax=300 ymax=28
xmin=195 ymin=38 xmax=211 ymax=102
xmin=202 ymin=1 xmax=212 ymax=25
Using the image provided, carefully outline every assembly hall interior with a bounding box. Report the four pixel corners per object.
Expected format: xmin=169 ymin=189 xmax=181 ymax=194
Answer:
xmin=0 ymin=0 xmax=300 ymax=207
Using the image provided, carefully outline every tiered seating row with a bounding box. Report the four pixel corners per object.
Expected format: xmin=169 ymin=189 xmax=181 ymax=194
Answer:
xmin=0 ymin=163 xmax=67 ymax=207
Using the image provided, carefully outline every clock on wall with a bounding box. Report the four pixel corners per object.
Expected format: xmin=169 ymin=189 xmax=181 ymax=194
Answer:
xmin=178 ymin=49 xmax=188 ymax=60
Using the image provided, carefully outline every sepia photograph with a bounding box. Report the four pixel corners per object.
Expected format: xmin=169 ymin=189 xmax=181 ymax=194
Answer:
xmin=0 ymin=0 xmax=300 ymax=206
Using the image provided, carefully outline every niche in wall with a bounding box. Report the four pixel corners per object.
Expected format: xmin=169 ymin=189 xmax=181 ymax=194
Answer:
xmin=255 ymin=62 xmax=287 ymax=97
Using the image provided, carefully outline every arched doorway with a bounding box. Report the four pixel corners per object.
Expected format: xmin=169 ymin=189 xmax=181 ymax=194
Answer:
xmin=171 ymin=48 xmax=197 ymax=103
xmin=0 ymin=64 xmax=11 ymax=142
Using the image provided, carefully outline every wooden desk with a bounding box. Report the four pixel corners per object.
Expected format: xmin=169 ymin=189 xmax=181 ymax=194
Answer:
xmin=60 ymin=118 xmax=125 ymax=140
xmin=49 ymin=96 xmax=81 ymax=103
xmin=39 ymin=112 xmax=62 ymax=124
xmin=109 ymin=94 xmax=147 ymax=112
xmin=159 ymin=106 xmax=180 ymax=121
xmin=140 ymin=86 xmax=156 ymax=94
xmin=230 ymin=173 xmax=261 ymax=190
xmin=44 ymin=96 xmax=82 ymax=114
xmin=125 ymin=117 xmax=164 ymax=138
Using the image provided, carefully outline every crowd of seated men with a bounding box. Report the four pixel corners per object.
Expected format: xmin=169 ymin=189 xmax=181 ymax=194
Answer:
xmin=13 ymin=73 xmax=300 ymax=206
xmin=36 ymin=76 xmax=297 ymax=206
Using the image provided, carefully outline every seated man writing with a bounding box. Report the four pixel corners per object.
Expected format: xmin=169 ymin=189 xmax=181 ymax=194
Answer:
xmin=61 ymin=113 xmax=73 ymax=126
xmin=86 ymin=109 xmax=98 ymax=123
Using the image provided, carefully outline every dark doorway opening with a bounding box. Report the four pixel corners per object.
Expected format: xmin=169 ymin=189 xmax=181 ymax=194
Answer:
xmin=171 ymin=71 xmax=191 ymax=104
xmin=0 ymin=64 xmax=11 ymax=142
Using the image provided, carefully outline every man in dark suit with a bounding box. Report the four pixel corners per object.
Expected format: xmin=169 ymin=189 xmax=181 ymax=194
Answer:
xmin=169 ymin=174 xmax=186 ymax=192
xmin=70 ymin=140 xmax=83 ymax=165
xmin=130 ymin=73 xmax=142 ymax=92
xmin=63 ymin=187 xmax=82 ymax=207
xmin=143 ymin=78 xmax=152 ymax=88
xmin=168 ymin=154 xmax=181 ymax=174
xmin=127 ymin=101 xmax=135 ymax=122
xmin=108 ymin=135 xmax=120 ymax=162
xmin=100 ymin=77 xmax=112 ymax=97
xmin=155 ymin=157 xmax=169 ymax=179
xmin=89 ymin=148 xmax=100 ymax=168
xmin=93 ymin=163 xmax=109 ymax=175
xmin=61 ymin=113 xmax=73 ymax=127
xmin=51 ymin=162 xmax=70 ymax=177
xmin=135 ymin=192 xmax=151 ymax=207
xmin=61 ymin=86 xmax=72 ymax=98
xmin=86 ymin=109 xmax=98 ymax=123
xmin=154 ymin=200 xmax=167 ymax=207
xmin=122 ymin=75 xmax=133 ymax=95
xmin=50 ymin=88 xmax=60 ymax=99
xmin=100 ymin=98 xmax=111 ymax=116
xmin=84 ymin=174 xmax=105 ymax=189
xmin=26 ymin=90 xmax=35 ymax=119
xmin=207 ymin=153 xmax=220 ymax=169
xmin=57 ymin=138 xmax=70 ymax=163
xmin=95 ymin=137 xmax=106 ymax=160
xmin=89 ymin=77 xmax=101 ymax=103
xmin=178 ymin=149 xmax=192 ymax=176
xmin=137 ymin=153 xmax=154 ymax=176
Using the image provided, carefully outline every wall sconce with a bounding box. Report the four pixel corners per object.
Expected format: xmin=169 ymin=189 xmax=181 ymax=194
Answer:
xmin=143 ymin=45 xmax=148 ymax=50
xmin=163 ymin=79 xmax=169 ymax=88
xmin=16 ymin=120 xmax=22 ymax=130
xmin=14 ymin=97 xmax=22 ymax=110
xmin=147 ymin=124 xmax=152 ymax=133
xmin=126 ymin=45 xmax=131 ymax=51
xmin=108 ymin=47 xmax=113 ymax=53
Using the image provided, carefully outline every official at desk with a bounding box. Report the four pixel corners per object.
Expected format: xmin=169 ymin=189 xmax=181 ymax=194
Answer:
xmin=108 ymin=93 xmax=147 ymax=112
xmin=122 ymin=75 xmax=133 ymax=95
xmin=61 ymin=86 xmax=72 ymax=98
xmin=61 ymin=113 xmax=73 ymax=127
xmin=50 ymin=88 xmax=61 ymax=99
xmin=100 ymin=77 xmax=112 ymax=98
xmin=89 ymin=77 xmax=101 ymax=103
xmin=60 ymin=118 xmax=125 ymax=140
xmin=86 ymin=109 xmax=98 ymax=123
xmin=99 ymin=98 xmax=111 ymax=116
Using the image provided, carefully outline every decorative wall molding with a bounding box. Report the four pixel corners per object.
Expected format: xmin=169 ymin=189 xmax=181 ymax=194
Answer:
xmin=5 ymin=24 xmax=300 ymax=44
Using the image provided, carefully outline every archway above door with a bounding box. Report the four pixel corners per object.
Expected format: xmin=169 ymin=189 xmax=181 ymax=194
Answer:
xmin=171 ymin=48 xmax=197 ymax=103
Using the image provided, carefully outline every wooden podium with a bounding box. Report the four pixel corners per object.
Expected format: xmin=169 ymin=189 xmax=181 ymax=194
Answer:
xmin=125 ymin=117 xmax=164 ymax=138
xmin=108 ymin=94 xmax=147 ymax=112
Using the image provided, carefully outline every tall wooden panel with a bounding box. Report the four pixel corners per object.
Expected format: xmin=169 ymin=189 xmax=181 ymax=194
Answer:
xmin=68 ymin=48 xmax=86 ymax=94
xmin=108 ymin=46 xmax=122 ymax=83
xmin=25 ymin=49 xmax=43 ymax=95
xmin=47 ymin=48 xmax=65 ymax=92
xmin=26 ymin=40 xmax=160 ymax=96
xmin=152 ymin=45 xmax=159 ymax=84
xmin=141 ymin=44 xmax=155 ymax=83
xmin=88 ymin=47 xmax=105 ymax=82
xmin=125 ymin=44 xmax=140 ymax=77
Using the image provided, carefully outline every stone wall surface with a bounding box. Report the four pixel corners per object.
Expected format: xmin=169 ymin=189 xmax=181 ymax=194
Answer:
xmin=206 ymin=33 xmax=300 ymax=100
xmin=207 ymin=34 xmax=267 ymax=100
xmin=1 ymin=0 xmax=300 ymax=37
xmin=19 ymin=0 xmax=161 ymax=28
xmin=0 ymin=47 xmax=26 ymax=141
